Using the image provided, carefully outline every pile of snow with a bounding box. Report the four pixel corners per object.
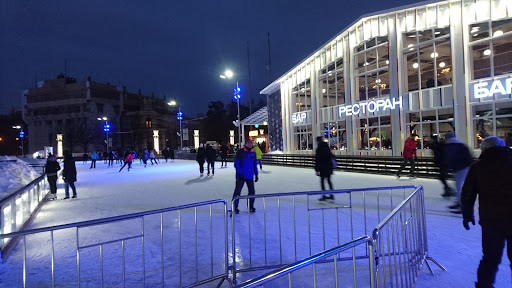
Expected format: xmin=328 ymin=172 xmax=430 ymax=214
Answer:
xmin=0 ymin=156 xmax=41 ymax=196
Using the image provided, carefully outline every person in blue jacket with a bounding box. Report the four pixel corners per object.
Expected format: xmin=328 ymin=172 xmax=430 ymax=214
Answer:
xmin=90 ymin=151 xmax=99 ymax=169
xmin=231 ymin=138 xmax=259 ymax=214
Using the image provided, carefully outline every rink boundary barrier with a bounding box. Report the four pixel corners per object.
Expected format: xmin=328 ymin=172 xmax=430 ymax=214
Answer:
xmin=0 ymin=199 xmax=232 ymax=288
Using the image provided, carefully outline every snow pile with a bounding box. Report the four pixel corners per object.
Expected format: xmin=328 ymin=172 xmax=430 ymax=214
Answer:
xmin=0 ymin=156 xmax=41 ymax=196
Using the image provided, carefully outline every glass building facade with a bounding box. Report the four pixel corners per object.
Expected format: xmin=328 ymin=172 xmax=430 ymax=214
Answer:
xmin=261 ymin=0 xmax=512 ymax=156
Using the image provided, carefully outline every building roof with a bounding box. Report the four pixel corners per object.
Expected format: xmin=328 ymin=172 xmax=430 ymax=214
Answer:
xmin=241 ymin=106 xmax=268 ymax=125
xmin=260 ymin=0 xmax=445 ymax=95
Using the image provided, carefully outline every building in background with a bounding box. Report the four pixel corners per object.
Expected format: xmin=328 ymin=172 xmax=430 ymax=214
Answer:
xmin=22 ymin=75 xmax=184 ymax=155
xmin=261 ymin=0 xmax=512 ymax=157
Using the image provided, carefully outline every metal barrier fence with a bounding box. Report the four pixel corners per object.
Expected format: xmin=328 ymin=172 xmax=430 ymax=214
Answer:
xmin=372 ymin=185 xmax=446 ymax=288
xmin=231 ymin=185 xmax=444 ymax=287
xmin=230 ymin=186 xmax=419 ymax=285
xmin=0 ymin=174 xmax=48 ymax=259
xmin=233 ymin=236 xmax=376 ymax=288
xmin=0 ymin=199 xmax=232 ymax=288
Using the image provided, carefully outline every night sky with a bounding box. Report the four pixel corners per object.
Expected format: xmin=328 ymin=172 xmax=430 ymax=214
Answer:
xmin=0 ymin=0 xmax=419 ymax=116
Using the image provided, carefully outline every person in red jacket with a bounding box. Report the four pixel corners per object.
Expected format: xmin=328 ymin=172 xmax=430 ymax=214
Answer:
xmin=396 ymin=133 xmax=418 ymax=178
xmin=119 ymin=151 xmax=134 ymax=172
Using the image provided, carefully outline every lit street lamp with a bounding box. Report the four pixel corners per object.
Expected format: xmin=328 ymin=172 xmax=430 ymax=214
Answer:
xmin=97 ymin=117 xmax=110 ymax=154
xmin=220 ymin=69 xmax=241 ymax=146
xmin=168 ymin=101 xmax=183 ymax=150
xmin=12 ymin=126 xmax=24 ymax=156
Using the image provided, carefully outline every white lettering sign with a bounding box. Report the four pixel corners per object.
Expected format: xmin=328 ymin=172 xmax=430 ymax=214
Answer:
xmin=292 ymin=112 xmax=308 ymax=124
xmin=474 ymin=78 xmax=512 ymax=98
xmin=338 ymin=97 xmax=402 ymax=117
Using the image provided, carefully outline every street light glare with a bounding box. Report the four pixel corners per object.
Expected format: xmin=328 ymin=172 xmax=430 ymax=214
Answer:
xmin=220 ymin=75 xmax=226 ymax=79
xmin=168 ymin=100 xmax=177 ymax=106
xmin=102 ymin=117 xmax=108 ymax=121
xmin=224 ymin=70 xmax=234 ymax=78
xmin=97 ymin=118 xmax=102 ymax=120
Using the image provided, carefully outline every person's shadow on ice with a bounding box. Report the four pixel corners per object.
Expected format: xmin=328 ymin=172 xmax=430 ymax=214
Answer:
xmin=185 ymin=176 xmax=213 ymax=185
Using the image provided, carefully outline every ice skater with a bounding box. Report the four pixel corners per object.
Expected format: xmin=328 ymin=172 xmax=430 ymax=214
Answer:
xmin=315 ymin=136 xmax=335 ymax=201
xmin=90 ymin=151 xmax=98 ymax=169
xmin=253 ymin=143 xmax=263 ymax=170
xmin=427 ymin=136 xmax=453 ymax=197
xmin=163 ymin=147 xmax=170 ymax=163
xmin=169 ymin=148 xmax=175 ymax=162
xmin=108 ymin=150 xmax=115 ymax=167
xmin=396 ymin=133 xmax=418 ymax=178
xmin=461 ymin=136 xmax=512 ymax=288
xmin=150 ymin=149 xmax=158 ymax=165
xmin=142 ymin=148 xmax=149 ymax=168
xmin=220 ymin=143 xmax=228 ymax=167
xmin=206 ymin=143 xmax=216 ymax=176
xmin=231 ymin=138 xmax=259 ymax=214
xmin=196 ymin=144 xmax=206 ymax=176
xmin=44 ymin=153 xmax=60 ymax=200
xmin=119 ymin=151 xmax=134 ymax=172
xmin=62 ymin=150 xmax=78 ymax=199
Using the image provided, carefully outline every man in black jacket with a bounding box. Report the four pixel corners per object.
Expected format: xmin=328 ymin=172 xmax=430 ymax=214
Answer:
xmin=205 ymin=144 xmax=217 ymax=176
xmin=315 ymin=136 xmax=335 ymax=201
xmin=461 ymin=136 xmax=512 ymax=288
xmin=44 ymin=153 xmax=60 ymax=200
xmin=62 ymin=150 xmax=78 ymax=199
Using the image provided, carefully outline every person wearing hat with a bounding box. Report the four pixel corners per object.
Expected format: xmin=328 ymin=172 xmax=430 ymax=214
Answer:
xmin=461 ymin=136 xmax=512 ymax=288
xmin=231 ymin=138 xmax=259 ymax=214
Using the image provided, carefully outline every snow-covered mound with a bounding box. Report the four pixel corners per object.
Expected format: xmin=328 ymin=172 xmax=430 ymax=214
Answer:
xmin=0 ymin=156 xmax=41 ymax=196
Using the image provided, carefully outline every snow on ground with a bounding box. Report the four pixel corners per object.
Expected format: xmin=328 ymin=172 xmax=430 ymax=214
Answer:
xmin=0 ymin=156 xmax=41 ymax=197
xmin=0 ymin=159 xmax=511 ymax=287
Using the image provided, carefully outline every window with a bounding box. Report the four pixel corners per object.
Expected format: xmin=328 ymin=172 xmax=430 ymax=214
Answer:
xmin=319 ymin=52 xmax=344 ymax=108
xmin=402 ymin=27 xmax=452 ymax=92
xmin=357 ymin=116 xmax=392 ymax=150
xmin=470 ymin=18 xmax=512 ymax=80
xmin=354 ymin=37 xmax=390 ymax=101
xmin=472 ymin=102 xmax=512 ymax=148
xmin=321 ymin=121 xmax=347 ymax=151
xmin=146 ymin=119 xmax=152 ymax=128
xmin=406 ymin=108 xmax=454 ymax=149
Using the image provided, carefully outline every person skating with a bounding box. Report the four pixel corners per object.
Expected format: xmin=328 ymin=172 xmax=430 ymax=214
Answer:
xmin=169 ymin=148 xmax=175 ymax=162
xmin=220 ymin=143 xmax=228 ymax=167
xmin=206 ymin=144 xmax=216 ymax=176
xmin=142 ymin=148 xmax=150 ymax=168
xmin=90 ymin=151 xmax=99 ymax=169
xmin=231 ymin=139 xmax=259 ymax=214
xmin=196 ymin=144 xmax=206 ymax=176
xmin=62 ymin=150 xmax=77 ymax=199
xmin=44 ymin=153 xmax=60 ymax=200
xmin=150 ymin=149 xmax=158 ymax=165
xmin=163 ymin=147 xmax=170 ymax=163
xmin=253 ymin=143 xmax=263 ymax=170
xmin=119 ymin=151 xmax=134 ymax=172
xmin=315 ymin=136 xmax=335 ymax=201
xmin=460 ymin=136 xmax=512 ymax=288
xmin=396 ymin=133 xmax=418 ymax=178
xmin=103 ymin=151 xmax=108 ymax=164
xmin=443 ymin=132 xmax=473 ymax=213
xmin=108 ymin=150 xmax=115 ymax=167
xmin=428 ymin=136 xmax=454 ymax=197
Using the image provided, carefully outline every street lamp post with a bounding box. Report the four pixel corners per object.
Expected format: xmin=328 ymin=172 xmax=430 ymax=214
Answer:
xmin=220 ymin=70 xmax=242 ymax=146
xmin=168 ymin=100 xmax=183 ymax=150
xmin=97 ymin=117 xmax=109 ymax=154
xmin=12 ymin=126 xmax=23 ymax=156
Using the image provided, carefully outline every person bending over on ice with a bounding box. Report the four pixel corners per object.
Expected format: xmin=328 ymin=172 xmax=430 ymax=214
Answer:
xmin=315 ymin=136 xmax=335 ymax=201
xmin=461 ymin=136 xmax=512 ymax=288
xmin=232 ymin=139 xmax=259 ymax=214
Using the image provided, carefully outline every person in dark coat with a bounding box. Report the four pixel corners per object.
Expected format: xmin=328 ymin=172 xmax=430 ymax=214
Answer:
xmin=443 ymin=132 xmax=473 ymax=212
xmin=142 ymin=148 xmax=150 ymax=168
xmin=315 ymin=136 xmax=335 ymax=201
xmin=62 ymin=150 xmax=77 ymax=199
xmin=461 ymin=136 xmax=512 ymax=288
xmin=231 ymin=138 xmax=259 ymax=214
xmin=196 ymin=144 xmax=206 ymax=176
xmin=163 ymin=147 xmax=170 ymax=163
xmin=428 ymin=136 xmax=454 ymax=197
xmin=220 ymin=143 xmax=229 ymax=167
xmin=44 ymin=153 xmax=60 ymax=200
xmin=169 ymin=148 xmax=175 ymax=162
xmin=205 ymin=144 xmax=217 ymax=176
xmin=108 ymin=150 xmax=115 ymax=167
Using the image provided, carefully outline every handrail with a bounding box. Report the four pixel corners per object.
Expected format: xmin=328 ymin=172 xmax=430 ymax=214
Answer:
xmin=234 ymin=236 xmax=373 ymax=288
xmin=0 ymin=199 xmax=227 ymax=239
xmin=372 ymin=186 xmax=421 ymax=238
xmin=232 ymin=185 xmax=418 ymax=200
xmin=0 ymin=174 xmax=46 ymax=206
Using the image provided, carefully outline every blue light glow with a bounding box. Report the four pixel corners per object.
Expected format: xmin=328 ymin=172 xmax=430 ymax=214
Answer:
xmin=255 ymin=124 xmax=259 ymax=128
xmin=19 ymin=131 xmax=25 ymax=138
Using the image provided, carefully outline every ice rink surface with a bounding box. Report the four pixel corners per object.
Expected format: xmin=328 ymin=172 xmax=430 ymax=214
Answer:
xmin=1 ymin=159 xmax=510 ymax=287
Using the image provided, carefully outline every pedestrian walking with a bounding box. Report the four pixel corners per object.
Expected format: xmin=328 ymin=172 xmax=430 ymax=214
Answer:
xmin=62 ymin=150 xmax=77 ymax=199
xmin=163 ymin=147 xmax=170 ymax=163
xmin=231 ymin=139 xmax=259 ymax=214
xmin=253 ymin=143 xmax=263 ymax=170
xmin=206 ymin=144 xmax=217 ymax=176
xmin=461 ymin=136 xmax=512 ymax=288
xmin=196 ymin=144 xmax=206 ymax=176
xmin=108 ymin=150 xmax=115 ymax=167
xmin=150 ymin=149 xmax=159 ymax=165
xmin=443 ymin=132 xmax=473 ymax=213
xmin=220 ymin=143 xmax=228 ymax=167
xmin=119 ymin=151 xmax=134 ymax=172
xmin=396 ymin=133 xmax=418 ymax=178
xmin=142 ymin=148 xmax=150 ymax=168
xmin=90 ymin=151 xmax=99 ymax=169
xmin=44 ymin=153 xmax=60 ymax=200
xmin=169 ymin=148 xmax=175 ymax=162
xmin=315 ymin=136 xmax=335 ymax=201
